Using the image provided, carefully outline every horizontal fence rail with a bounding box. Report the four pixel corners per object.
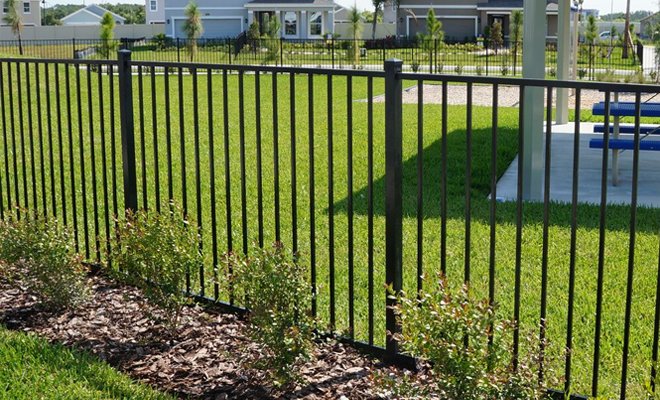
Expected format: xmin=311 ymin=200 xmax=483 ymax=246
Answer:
xmin=0 ymin=37 xmax=655 ymax=79
xmin=1 ymin=51 xmax=660 ymax=399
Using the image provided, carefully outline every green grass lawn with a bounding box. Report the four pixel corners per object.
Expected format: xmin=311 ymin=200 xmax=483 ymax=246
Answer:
xmin=0 ymin=325 xmax=171 ymax=399
xmin=1 ymin=62 xmax=659 ymax=398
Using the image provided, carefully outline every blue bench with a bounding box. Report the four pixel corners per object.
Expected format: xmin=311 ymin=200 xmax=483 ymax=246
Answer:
xmin=593 ymin=124 xmax=659 ymax=134
xmin=592 ymin=102 xmax=660 ymax=117
xmin=589 ymin=138 xmax=660 ymax=151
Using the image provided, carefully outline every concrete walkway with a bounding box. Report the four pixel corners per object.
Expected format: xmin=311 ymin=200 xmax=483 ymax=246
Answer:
xmin=495 ymin=122 xmax=660 ymax=208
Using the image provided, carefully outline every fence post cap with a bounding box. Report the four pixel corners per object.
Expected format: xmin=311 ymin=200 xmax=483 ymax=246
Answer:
xmin=384 ymin=58 xmax=403 ymax=71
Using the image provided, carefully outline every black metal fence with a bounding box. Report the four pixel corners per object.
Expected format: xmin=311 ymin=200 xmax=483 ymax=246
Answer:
xmin=1 ymin=51 xmax=660 ymax=398
xmin=0 ymin=37 xmax=655 ymax=78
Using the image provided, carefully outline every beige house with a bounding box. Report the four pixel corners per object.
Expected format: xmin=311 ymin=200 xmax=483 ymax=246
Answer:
xmin=397 ymin=0 xmax=561 ymax=42
xmin=1 ymin=0 xmax=41 ymax=27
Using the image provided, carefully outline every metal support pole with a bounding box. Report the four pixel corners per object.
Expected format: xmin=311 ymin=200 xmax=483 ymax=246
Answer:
xmin=384 ymin=59 xmax=403 ymax=359
xmin=117 ymin=50 xmax=138 ymax=213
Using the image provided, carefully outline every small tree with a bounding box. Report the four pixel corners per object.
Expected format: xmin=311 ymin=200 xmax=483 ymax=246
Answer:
xmin=585 ymin=14 xmax=598 ymax=44
xmin=371 ymin=0 xmax=384 ymax=40
xmin=509 ymin=10 xmax=523 ymax=73
xmin=490 ymin=21 xmax=503 ymax=54
xmin=3 ymin=0 xmax=23 ymax=56
xmin=98 ymin=12 xmax=116 ymax=59
xmin=263 ymin=14 xmax=280 ymax=65
xmin=247 ymin=20 xmax=260 ymax=54
xmin=348 ymin=6 xmax=363 ymax=66
xmin=182 ymin=1 xmax=203 ymax=62
xmin=420 ymin=8 xmax=443 ymax=69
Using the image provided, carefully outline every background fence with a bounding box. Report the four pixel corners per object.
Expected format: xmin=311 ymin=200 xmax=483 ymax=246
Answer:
xmin=0 ymin=37 xmax=655 ymax=79
xmin=1 ymin=52 xmax=660 ymax=399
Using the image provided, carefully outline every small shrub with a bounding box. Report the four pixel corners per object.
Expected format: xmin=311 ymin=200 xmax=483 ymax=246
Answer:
xmin=578 ymin=68 xmax=588 ymax=80
xmin=501 ymin=65 xmax=509 ymax=76
xmin=436 ymin=64 xmax=444 ymax=73
xmin=650 ymin=70 xmax=658 ymax=83
xmin=388 ymin=276 xmax=557 ymax=400
xmin=411 ymin=61 xmax=420 ymax=72
xmin=548 ymin=67 xmax=556 ymax=77
xmin=226 ymin=243 xmax=314 ymax=386
xmin=454 ymin=63 xmax=463 ymax=75
xmin=596 ymin=68 xmax=617 ymax=83
xmin=151 ymin=33 xmax=172 ymax=51
xmin=0 ymin=213 xmax=87 ymax=310
xmin=476 ymin=65 xmax=484 ymax=76
xmin=110 ymin=207 xmax=201 ymax=329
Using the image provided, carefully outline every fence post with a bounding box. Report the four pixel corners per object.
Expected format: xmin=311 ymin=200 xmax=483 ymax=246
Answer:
xmin=177 ymin=38 xmax=181 ymax=63
xmin=280 ymin=37 xmax=284 ymax=66
xmin=228 ymin=39 xmax=232 ymax=64
xmin=485 ymin=41 xmax=489 ymax=76
xmin=332 ymin=37 xmax=335 ymax=69
xmin=384 ymin=59 xmax=403 ymax=360
xmin=117 ymin=50 xmax=138 ymax=213
xmin=72 ymin=38 xmax=76 ymax=58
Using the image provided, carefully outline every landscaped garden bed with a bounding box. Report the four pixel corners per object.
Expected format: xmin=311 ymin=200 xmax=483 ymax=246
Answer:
xmin=0 ymin=270 xmax=406 ymax=399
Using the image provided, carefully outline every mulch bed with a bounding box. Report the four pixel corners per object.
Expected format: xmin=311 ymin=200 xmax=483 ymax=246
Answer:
xmin=0 ymin=270 xmax=417 ymax=399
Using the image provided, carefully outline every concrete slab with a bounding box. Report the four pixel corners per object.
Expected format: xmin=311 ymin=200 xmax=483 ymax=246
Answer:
xmin=495 ymin=122 xmax=660 ymax=208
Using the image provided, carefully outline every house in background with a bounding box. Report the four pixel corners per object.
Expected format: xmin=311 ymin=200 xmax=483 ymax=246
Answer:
xmin=60 ymin=4 xmax=126 ymax=26
xmin=397 ymin=0 xmax=561 ymax=42
xmin=640 ymin=12 xmax=659 ymax=39
xmin=146 ymin=0 xmax=165 ymax=25
xmin=335 ymin=0 xmax=396 ymax=24
xmin=156 ymin=0 xmax=337 ymax=39
xmin=0 ymin=0 xmax=41 ymax=27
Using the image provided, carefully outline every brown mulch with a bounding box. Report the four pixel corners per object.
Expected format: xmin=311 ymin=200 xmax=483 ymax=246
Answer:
xmin=0 ymin=271 xmax=414 ymax=399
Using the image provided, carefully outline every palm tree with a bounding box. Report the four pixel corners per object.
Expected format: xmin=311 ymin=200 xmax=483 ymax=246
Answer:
xmin=622 ymin=0 xmax=631 ymax=58
xmin=3 ymin=0 xmax=23 ymax=56
xmin=509 ymin=10 xmax=522 ymax=74
xmin=348 ymin=5 xmax=362 ymax=66
xmin=371 ymin=0 xmax=384 ymax=40
xmin=182 ymin=1 xmax=203 ymax=62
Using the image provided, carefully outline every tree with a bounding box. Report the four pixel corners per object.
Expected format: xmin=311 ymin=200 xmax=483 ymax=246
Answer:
xmin=263 ymin=14 xmax=280 ymax=64
xmin=423 ymin=8 xmax=443 ymax=66
xmin=623 ymin=0 xmax=631 ymax=58
xmin=371 ymin=0 xmax=384 ymax=40
xmin=348 ymin=6 xmax=363 ymax=66
xmin=509 ymin=10 xmax=523 ymax=74
xmin=98 ymin=12 xmax=116 ymax=59
xmin=3 ymin=0 xmax=23 ymax=56
xmin=490 ymin=21 xmax=503 ymax=54
xmin=182 ymin=1 xmax=203 ymax=62
xmin=585 ymin=14 xmax=598 ymax=44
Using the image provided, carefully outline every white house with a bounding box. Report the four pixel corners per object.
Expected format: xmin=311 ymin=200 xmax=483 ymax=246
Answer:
xmin=60 ymin=4 xmax=126 ymax=26
xmin=151 ymin=0 xmax=338 ymax=39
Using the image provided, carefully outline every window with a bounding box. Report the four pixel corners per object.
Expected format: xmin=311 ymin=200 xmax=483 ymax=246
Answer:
xmin=2 ymin=2 xmax=8 ymax=13
xmin=149 ymin=0 xmax=157 ymax=12
xmin=284 ymin=11 xmax=297 ymax=36
xmin=309 ymin=12 xmax=322 ymax=36
xmin=23 ymin=2 xmax=29 ymax=13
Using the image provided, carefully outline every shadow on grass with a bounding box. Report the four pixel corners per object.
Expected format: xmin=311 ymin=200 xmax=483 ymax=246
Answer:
xmin=334 ymin=127 xmax=660 ymax=233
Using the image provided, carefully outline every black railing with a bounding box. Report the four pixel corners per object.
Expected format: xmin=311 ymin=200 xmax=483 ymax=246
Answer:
xmin=1 ymin=52 xmax=660 ymax=398
xmin=0 ymin=37 xmax=655 ymax=79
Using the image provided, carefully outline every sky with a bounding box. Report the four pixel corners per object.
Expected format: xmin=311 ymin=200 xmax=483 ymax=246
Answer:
xmin=335 ymin=0 xmax=658 ymax=13
xmin=45 ymin=0 xmax=658 ymax=12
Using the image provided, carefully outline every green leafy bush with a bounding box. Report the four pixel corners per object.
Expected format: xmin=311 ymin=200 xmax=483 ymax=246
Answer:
xmin=0 ymin=213 xmax=87 ymax=310
xmin=389 ymin=276 xmax=556 ymax=400
xmin=226 ymin=243 xmax=314 ymax=386
xmin=110 ymin=208 xmax=201 ymax=329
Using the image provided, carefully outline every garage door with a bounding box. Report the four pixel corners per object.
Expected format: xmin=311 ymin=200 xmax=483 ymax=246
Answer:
xmin=409 ymin=17 xmax=476 ymax=42
xmin=174 ymin=18 xmax=242 ymax=39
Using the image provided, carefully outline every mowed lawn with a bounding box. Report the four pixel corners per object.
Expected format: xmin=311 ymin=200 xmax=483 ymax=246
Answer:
xmin=0 ymin=60 xmax=659 ymax=398
xmin=0 ymin=326 xmax=172 ymax=399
